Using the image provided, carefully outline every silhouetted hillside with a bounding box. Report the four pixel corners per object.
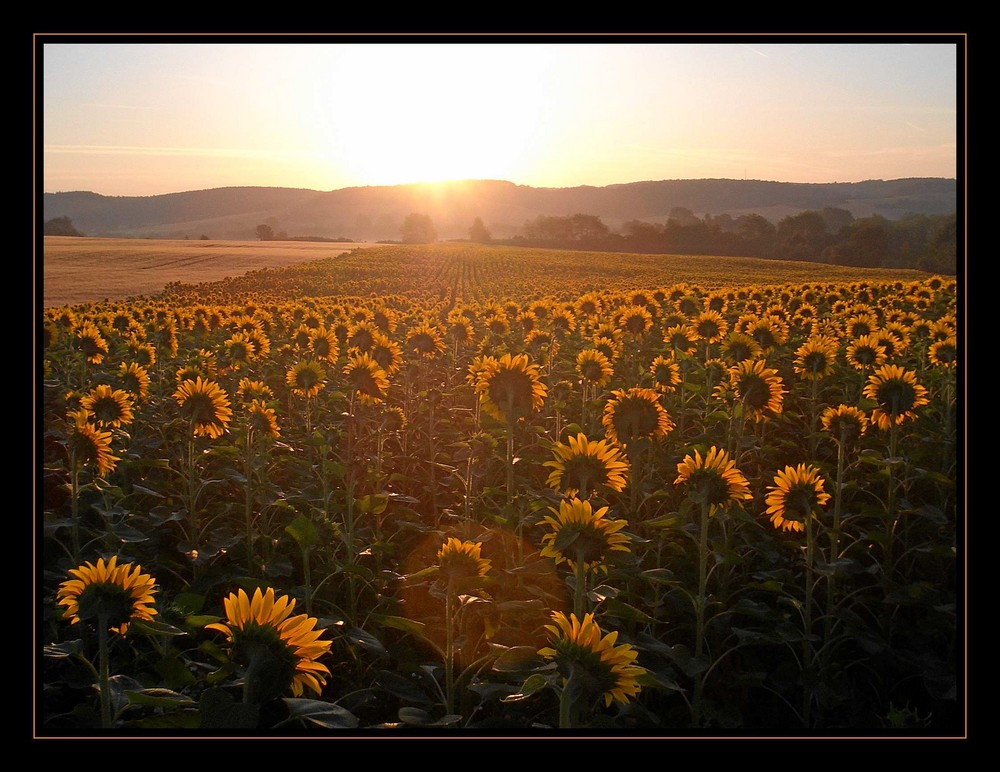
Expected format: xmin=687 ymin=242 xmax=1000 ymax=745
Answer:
xmin=43 ymin=178 xmax=957 ymax=242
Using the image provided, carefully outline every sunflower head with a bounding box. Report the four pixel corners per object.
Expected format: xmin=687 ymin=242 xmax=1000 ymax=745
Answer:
xmin=794 ymin=335 xmax=840 ymax=381
xmin=246 ymin=399 xmax=281 ymax=439
xmin=205 ymin=587 xmax=333 ymax=700
xmin=67 ymin=409 xmax=120 ymax=477
xmin=435 ymin=538 xmax=492 ymax=586
xmin=286 ymin=360 xmax=328 ymax=399
xmin=820 ymin=404 xmax=869 ymax=445
xmin=406 ymin=323 xmax=446 ymax=359
xmin=539 ymin=497 xmax=631 ymax=574
xmin=692 ymin=309 xmax=728 ymax=343
xmin=649 ymin=355 xmax=682 ymax=393
xmin=475 ymin=353 xmax=547 ymax=423
xmin=576 ymin=349 xmax=614 ymax=388
xmin=928 ymin=337 xmax=958 ymax=369
xmin=343 ymin=352 xmax=390 ymax=405
xmin=846 ymin=335 xmax=888 ymax=371
xmin=538 ymin=612 xmax=646 ymax=708
xmin=601 ymin=387 xmax=674 ymax=448
xmin=173 ymin=377 xmax=233 ymax=439
xmin=674 ymin=446 xmax=752 ymax=512
xmin=728 ymin=359 xmax=785 ymax=421
xmin=862 ymin=364 xmax=930 ymax=430
xmin=765 ymin=464 xmax=831 ymax=533
xmin=80 ymin=384 xmax=135 ymax=429
xmin=56 ymin=556 xmax=157 ymax=635
xmin=544 ymin=433 xmax=630 ymax=498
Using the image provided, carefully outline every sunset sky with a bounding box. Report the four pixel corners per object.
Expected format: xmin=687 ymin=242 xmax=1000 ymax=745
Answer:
xmin=39 ymin=37 xmax=962 ymax=197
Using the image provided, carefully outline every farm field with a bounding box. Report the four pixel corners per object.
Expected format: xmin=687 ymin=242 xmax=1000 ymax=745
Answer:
xmin=38 ymin=242 xmax=961 ymax=736
xmin=41 ymin=236 xmax=384 ymax=309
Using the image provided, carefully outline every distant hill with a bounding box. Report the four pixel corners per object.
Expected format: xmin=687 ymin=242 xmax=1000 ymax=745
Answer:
xmin=43 ymin=177 xmax=957 ymax=242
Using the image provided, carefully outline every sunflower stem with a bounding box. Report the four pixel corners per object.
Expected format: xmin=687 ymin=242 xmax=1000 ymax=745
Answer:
xmin=558 ymin=677 xmax=575 ymax=729
xmin=824 ymin=437 xmax=846 ymax=641
xmin=802 ymin=505 xmax=816 ymax=728
xmin=97 ymin=609 xmax=113 ymax=729
xmin=574 ymin=547 xmax=588 ymax=620
xmin=70 ymin=453 xmax=81 ymax=563
xmin=693 ymin=499 xmax=710 ymax=726
xmin=244 ymin=428 xmax=256 ymax=578
xmin=444 ymin=580 xmax=456 ymax=715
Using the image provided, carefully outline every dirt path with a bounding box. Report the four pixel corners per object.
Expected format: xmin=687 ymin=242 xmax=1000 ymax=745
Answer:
xmin=41 ymin=237 xmax=385 ymax=308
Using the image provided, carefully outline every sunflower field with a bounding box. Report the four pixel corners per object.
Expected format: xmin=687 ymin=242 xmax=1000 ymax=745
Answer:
xmin=38 ymin=243 xmax=961 ymax=735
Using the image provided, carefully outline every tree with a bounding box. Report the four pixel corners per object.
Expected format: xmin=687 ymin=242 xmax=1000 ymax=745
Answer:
xmin=255 ymin=224 xmax=274 ymax=241
xmin=44 ymin=216 xmax=83 ymax=236
xmin=469 ymin=217 xmax=492 ymax=243
xmin=401 ymin=213 xmax=437 ymax=244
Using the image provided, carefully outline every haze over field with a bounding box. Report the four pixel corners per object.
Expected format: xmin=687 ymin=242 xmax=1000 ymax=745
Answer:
xmin=40 ymin=37 xmax=961 ymax=197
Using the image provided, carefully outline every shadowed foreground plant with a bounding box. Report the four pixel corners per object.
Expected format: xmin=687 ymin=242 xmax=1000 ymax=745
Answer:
xmin=538 ymin=611 xmax=646 ymax=728
xmin=205 ymin=586 xmax=333 ymax=706
xmin=56 ymin=556 xmax=158 ymax=727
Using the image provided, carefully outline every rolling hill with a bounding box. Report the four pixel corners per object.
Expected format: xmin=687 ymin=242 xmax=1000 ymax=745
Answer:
xmin=42 ymin=177 xmax=957 ymax=242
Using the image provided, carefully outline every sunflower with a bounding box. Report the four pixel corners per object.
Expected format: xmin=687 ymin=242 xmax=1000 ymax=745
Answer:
xmin=343 ymin=351 xmax=390 ymax=405
xmin=592 ymin=335 xmax=621 ymax=363
xmin=747 ymin=315 xmax=788 ymax=352
xmin=80 ymin=384 xmax=135 ymax=429
xmin=173 ymin=377 xmax=233 ymax=439
xmin=793 ymin=335 xmax=840 ymax=381
xmin=118 ymin=362 xmax=150 ymax=400
xmin=56 ymin=556 xmax=157 ymax=635
xmin=720 ymin=331 xmax=762 ymax=364
xmin=618 ymin=306 xmax=653 ymax=339
xmin=674 ymin=446 xmax=752 ymax=512
xmin=370 ymin=331 xmax=404 ymax=375
xmin=246 ymin=399 xmax=281 ymax=439
xmin=863 ymin=364 xmax=930 ymax=430
xmin=205 ymin=587 xmax=333 ymax=698
xmin=843 ymin=312 xmax=879 ymax=340
xmin=664 ymin=324 xmax=698 ymax=356
xmin=308 ymin=327 xmax=340 ymax=364
xmin=484 ymin=313 xmax=510 ymax=336
xmin=649 ymin=355 xmax=681 ymax=393
xmin=544 ymin=433 xmax=630 ymax=498
xmin=727 ymin=359 xmax=785 ymax=420
xmin=576 ymin=349 xmax=614 ymax=388
xmin=223 ymin=331 xmax=257 ymax=366
xmin=475 ymin=352 xmax=547 ymax=423
xmin=286 ymin=360 xmax=328 ymax=399
xmin=820 ymin=404 xmax=869 ymax=444
xmin=67 ymin=409 xmax=120 ymax=477
xmin=601 ymin=387 xmax=674 ymax=447
xmin=446 ymin=317 xmax=475 ymax=346
xmin=346 ymin=320 xmax=379 ymax=352
xmin=765 ymin=464 xmax=831 ymax=533
xmin=550 ymin=309 xmax=577 ymax=337
xmin=74 ymin=322 xmax=109 ymax=364
xmin=928 ymin=337 xmax=958 ymax=369
xmin=406 ymin=322 xmax=446 ymax=359
xmin=538 ymin=611 xmax=645 ymax=708
xmin=846 ymin=334 xmax=888 ymax=371
xmin=237 ymin=378 xmax=274 ymax=404
xmin=435 ymin=537 xmax=492 ymax=584
xmin=692 ymin=309 xmax=729 ymax=344
xmin=539 ymin=497 xmax=631 ymax=573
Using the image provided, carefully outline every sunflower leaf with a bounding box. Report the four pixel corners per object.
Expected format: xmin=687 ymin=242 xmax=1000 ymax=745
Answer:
xmin=501 ymin=673 xmax=552 ymax=702
xmin=280 ymin=698 xmax=359 ymax=729
xmin=125 ymin=688 xmax=197 ymax=708
xmin=284 ymin=513 xmax=319 ymax=550
xmin=128 ymin=618 xmax=187 ymax=637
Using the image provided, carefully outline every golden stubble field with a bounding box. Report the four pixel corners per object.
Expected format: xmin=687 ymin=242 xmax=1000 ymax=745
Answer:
xmin=41 ymin=236 xmax=385 ymax=308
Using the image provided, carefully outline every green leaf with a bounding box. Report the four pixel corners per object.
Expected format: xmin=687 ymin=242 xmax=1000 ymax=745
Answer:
xmin=44 ymin=640 xmax=83 ymax=658
xmin=110 ymin=523 xmax=149 ymax=543
xmin=501 ymin=673 xmax=552 ymax=702
xmin=376 ymin=670 xmax=433 ymax=705
xmin=373 ymin=614 xmax=426 ymax=637
xmin=172 ymin=592 xmax=206 ymax=615
xmin=199 ymin=687 xmax=259 ymax=729
xmin=128 ymin=618 xmax=187 ymax=637
xmin=355 ymin=493 xmax=389 ymax=515
xmin=124 ymin=711 xmax=200 ymax=729
xmin=125 ymin=688 xmax=196 ymax=708
xmin=345 ymin=627 xmax=387 ymax=657
xmin=641 ymin=514 xmax=680 ymax=529
xmin=492 ymin=645 xmax=547 ymax=673
xmin=285 ymin=513 xmax=319 ymax=550
xmin=281 ymin=698 xmax=359 ymax=728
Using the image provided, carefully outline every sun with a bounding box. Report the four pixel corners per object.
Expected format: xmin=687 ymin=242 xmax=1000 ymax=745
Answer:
xmin=306 ymin=45 xmax=551 ymax=186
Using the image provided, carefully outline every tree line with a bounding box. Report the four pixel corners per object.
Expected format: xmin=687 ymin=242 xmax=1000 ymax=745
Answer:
xmin=503 ymin=207 xmax=957 ymax=275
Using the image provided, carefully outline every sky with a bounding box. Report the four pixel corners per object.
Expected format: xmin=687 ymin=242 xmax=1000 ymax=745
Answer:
xmin=39 ymin=37 xmax=961 ymax=197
